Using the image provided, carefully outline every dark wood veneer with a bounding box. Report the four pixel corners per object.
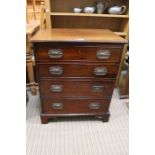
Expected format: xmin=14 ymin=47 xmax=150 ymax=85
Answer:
xmin=36 ymin=46 xmax=122 ymax=62
xmin=31 ymin=29 xmax=126 ymax=124
xmin=37 ymin=63 xmax=119 ymax=78
xmin=41 ymin=98 xmax=111 ymax=114
xmin=39 ymin=78 xmax=115 ymax=97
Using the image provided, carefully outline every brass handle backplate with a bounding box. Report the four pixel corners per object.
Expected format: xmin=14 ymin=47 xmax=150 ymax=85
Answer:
xmin=89 ymin=102 xmax=101 ymax=110
xmin=96 ymin=50 xmax=111 ymax=59
xmin=52 ymin=102 xmax=64 ymax=109
xmin=50 ymin=85 xmax=63 ymax=93
xmin=49 ymin=66 xmax=63 ymax=76
xmin=48 ymin=49 xmax=63 ymax=58
xmin=94 ymin=67 xmax=107 ymax=76
xmin=92 ymin=85 xmax=104 ymax=92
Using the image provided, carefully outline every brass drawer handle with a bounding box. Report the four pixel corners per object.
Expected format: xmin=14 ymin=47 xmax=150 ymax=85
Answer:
xmin=96 ymin=50 xmax=111 ymax=59
xmin=89 ymin=102 xmax=101 ymax=110
xmin=92 ymin=85 xmax=104 ymax=92
xmin=48 ymin=49 xmax=63 ymax=58
xmin=50 ymin=85 xmax=63 ymax=93
xmin=94 ymin=67 xmax=107 ymax=76
xmin=49 ymin=66 xmax=63 ymax=76
xmin=52 ymin=102 xmax=64 ymax=109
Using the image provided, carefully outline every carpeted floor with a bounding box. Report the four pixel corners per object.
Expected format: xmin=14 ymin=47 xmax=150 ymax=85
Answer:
xmin=26 ymin=89 xmax=129 ymax=155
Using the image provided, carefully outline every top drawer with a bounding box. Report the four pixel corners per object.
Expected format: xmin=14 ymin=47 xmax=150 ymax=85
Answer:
xmin=35 ymin=46 xmax=122 ymax=62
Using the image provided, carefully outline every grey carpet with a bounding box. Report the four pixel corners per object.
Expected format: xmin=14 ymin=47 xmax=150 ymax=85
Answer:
xmin=26 ymin=89 xmax=128 ymax=155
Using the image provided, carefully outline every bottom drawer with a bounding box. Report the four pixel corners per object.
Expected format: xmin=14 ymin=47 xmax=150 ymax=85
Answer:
xmin=41 ymin=98 xmax=111 ymax=114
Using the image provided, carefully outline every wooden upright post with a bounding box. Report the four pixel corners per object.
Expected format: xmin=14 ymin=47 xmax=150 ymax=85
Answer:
xmin=45 ymin=0 xmax=52 ymax=28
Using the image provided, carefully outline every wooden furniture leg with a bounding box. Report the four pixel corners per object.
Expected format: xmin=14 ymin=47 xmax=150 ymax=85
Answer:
xmin=26 ymin=61 xmax=37 ymax=95
xmin=26 ymin=34 xmax=37 ymax=95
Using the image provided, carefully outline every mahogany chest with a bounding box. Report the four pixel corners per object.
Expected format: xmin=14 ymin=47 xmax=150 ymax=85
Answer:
xmin=31 ymin=29 xmax=127 ymax=124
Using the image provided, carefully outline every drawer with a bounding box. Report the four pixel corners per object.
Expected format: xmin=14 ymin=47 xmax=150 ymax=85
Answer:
xmin=36 ymin=46 xmax=122 ymax=62
xmin=41 ymin=98 xmax=110 ymax=114
xmin=40 ymin=79 xmax=115 ymax=97
xmin=37 ymin=62 xmax=119 ymax=78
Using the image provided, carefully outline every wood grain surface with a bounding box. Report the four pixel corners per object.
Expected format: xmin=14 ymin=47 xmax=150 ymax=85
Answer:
xmin=36 ymin=45 xmax=123 ymax=62
xmin=37 ymin=62 xmax=119 ymax=78
xmin=31 ymin=28 xmax=127 ymax=43
xmin=39 ymin=78 xmax=115 ymax=97
xmin=41 ymin=97 xmax=111 ymax=114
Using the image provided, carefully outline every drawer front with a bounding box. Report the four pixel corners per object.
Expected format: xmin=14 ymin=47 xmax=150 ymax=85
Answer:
xmin=36 ymin=46 xmax=122 ymax=62
xmin=40 ymin=79 xmax=115 ymax=97
xmin=38 ymin=63 xmax=119 ymax=78
xmin=42 ymin=98 xmax=110 ymax=114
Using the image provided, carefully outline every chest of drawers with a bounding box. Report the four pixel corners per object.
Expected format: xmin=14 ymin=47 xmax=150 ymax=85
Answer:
xmin=31 ymin=29 xmax=127 ymax=124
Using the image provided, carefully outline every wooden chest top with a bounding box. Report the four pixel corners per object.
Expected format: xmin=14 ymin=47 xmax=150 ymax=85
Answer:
xmin=30 ymin=28 xmax=127 ymax=43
